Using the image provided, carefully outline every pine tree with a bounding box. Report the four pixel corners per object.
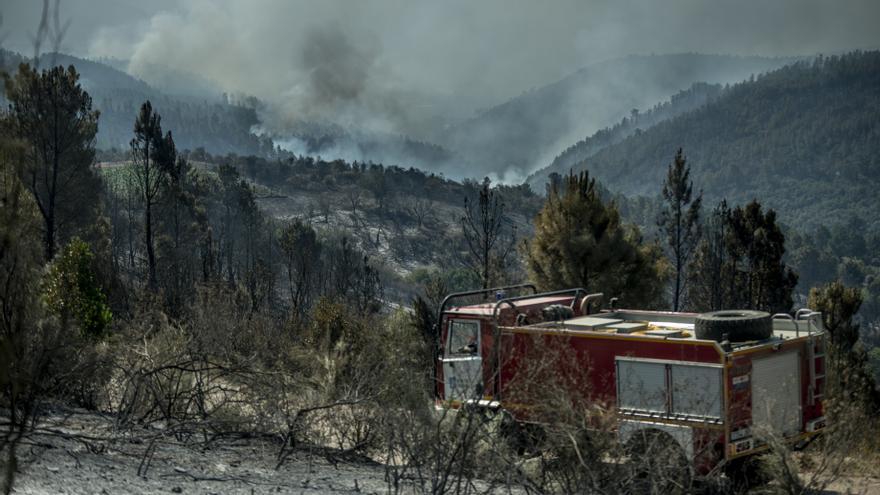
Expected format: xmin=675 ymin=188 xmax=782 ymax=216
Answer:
xmin=130 ymin=101 xmax=174 ymax=290
xmin=526 ymin=171 xmax=668 ymax=308
xmin=5 ymin=64 xmax=101 ymax=261
xmin=657 ymin=148 xmax=702 ymax=311
xmin=461 ymin=177 xmax=516 ymax=290
xmin=687 ymin=199 xmax=797 ymax=313
xmin=808 ymin=282 xmax=880 ymax=411
xmin=685 ymin=201 xmax=729 ymax=311
xmin=130 ymin=102 xmax=161 ymax=288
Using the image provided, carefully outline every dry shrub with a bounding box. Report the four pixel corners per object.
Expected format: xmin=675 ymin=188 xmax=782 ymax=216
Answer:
xmin=50 ymin=334 xmax=116 ymax=411
xmin=103 ymin=288 xmax=432 ymax=472
xmin=751 ymin=395 xmax=880 ymax=495
xmin=107 ymin=287 xmax=282 ymax=435
xmin=378 ymin=402 xmax=522 ymax=494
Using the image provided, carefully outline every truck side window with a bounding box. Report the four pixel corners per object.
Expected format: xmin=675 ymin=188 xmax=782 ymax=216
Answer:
xmin=448 ymin=320 xmax=479 ymax=355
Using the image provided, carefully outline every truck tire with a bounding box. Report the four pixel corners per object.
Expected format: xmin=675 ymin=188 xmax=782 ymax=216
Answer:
xmin=695 ymin=310 xmax=772 ymax=342
xmin=724 ymin=455 xmax=772 ymax=490
xmin=624 ymin=429 xmax=691 ymax=494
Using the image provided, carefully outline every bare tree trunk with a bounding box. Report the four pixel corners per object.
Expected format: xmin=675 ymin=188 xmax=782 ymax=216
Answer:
xmin=145 ymin=199 xmax=157 ymax=289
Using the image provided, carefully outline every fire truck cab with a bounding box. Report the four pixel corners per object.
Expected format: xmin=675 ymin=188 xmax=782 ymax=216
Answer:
xmin=435 ymin=285 xmax=827 ymax=473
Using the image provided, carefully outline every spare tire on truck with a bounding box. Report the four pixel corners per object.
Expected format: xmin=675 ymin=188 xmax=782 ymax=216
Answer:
xmin=694 ymin=310 xmax=772 ymax=342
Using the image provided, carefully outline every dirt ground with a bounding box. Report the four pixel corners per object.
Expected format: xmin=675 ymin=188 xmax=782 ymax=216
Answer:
xmin=815 ymin=476 xmax=880 ymax=495
xmin=9 ymin=409 xmax=395 ymax=494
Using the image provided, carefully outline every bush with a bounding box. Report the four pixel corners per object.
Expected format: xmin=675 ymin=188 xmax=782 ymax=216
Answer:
xmin=44 ymin=237 xmax=112 ymax=339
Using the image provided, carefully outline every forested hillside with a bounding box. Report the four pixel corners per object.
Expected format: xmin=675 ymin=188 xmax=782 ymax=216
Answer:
xmin=173 ymin=150 xmax=543 ymax=285
xmin=0 ymin=50 xmax=278 ymax=156
xmin=526 ymin=82 xmax=725 ymax=192
xmin=441 ymin=54 xmax=794 ymax=180
xmin=553 ymin=51 xmax=880 ymax=232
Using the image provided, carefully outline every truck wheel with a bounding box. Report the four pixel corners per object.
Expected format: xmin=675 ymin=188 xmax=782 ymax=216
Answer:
xmin=694 ymin=310 xmax=772 ymax=342
xmin=499 ymin=413 xmax=545 ymax=455
xmin=724 ymin=455 xmax=771 ymax=490
xmin=624 ymin=429 xmax=691 ymax=494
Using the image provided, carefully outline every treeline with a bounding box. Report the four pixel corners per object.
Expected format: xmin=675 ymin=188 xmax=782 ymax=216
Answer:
xmin=185 ymin=148 xmax=541 ymax=212
xmin=100 ymin=104 xmax=384 ymax=320
xmin=94 ymin=90 xmax=277 ymax=155
xmin=787 ymin=219 xmax=880 ymax=332
xmin=526 ymin=159 xmax=797 ymax=315
xmin=609 ymin=185 xmax=880 ymax=328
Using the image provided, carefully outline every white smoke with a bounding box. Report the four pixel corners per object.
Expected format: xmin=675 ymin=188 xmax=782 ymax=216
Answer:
xmin=61 ymin=0 xmax=880 ymax=179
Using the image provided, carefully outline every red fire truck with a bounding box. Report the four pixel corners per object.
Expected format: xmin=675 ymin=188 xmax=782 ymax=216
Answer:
xmin=435 ymin=284 xmax=827 ymax=473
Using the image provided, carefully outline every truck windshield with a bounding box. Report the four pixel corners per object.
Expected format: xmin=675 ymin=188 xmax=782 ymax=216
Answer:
xmin=448 ymin=320 xmax=479 ymax=355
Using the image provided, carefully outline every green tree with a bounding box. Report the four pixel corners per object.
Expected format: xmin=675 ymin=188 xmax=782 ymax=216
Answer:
xmin=729 ymin=201 xmax=798 ymax=312
xmin=688 ymin=200 xmax=797 ymax=313
xmin=526 ymin=171 xmax=668 ymax=308
xmin=657 ymin=148 xmax=702 ymax=311
xmin=44 ymin=238 xmax=112 ymax=338
xmin=808 ymin=282 xmax=879 ymax=412
xmin=5 ymin=64 xmax=101 ymax=261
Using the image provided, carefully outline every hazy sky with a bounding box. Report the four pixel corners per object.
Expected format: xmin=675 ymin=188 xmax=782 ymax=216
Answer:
xmin=4 ymin=0 xmax=879 ymax=99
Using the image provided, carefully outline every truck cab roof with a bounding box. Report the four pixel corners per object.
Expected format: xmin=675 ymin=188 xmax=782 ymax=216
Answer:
xmin=445 ymin=295 xmax=575 ymax=316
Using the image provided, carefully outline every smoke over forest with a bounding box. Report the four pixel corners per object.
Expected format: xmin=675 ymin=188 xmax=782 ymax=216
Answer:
xmin=5 ymin=0 xmax=879 ymax=180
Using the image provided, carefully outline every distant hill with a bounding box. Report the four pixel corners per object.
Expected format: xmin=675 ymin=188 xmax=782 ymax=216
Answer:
xmin=1 ymin=50 xmax=275 ymax=155
xmin=440 ymin=54 xmax=797 ymax=181
xmin=1 ymin=51 xmax=458 ymax=169
xmin=549 ymin=51 xmax=880 ymax=232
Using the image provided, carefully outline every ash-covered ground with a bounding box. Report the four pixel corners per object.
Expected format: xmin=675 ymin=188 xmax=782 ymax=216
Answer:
xmin=11 ymin=409 xmax=393 ymax=494
xmin=9 ymin=408 xmax=880 ymax=494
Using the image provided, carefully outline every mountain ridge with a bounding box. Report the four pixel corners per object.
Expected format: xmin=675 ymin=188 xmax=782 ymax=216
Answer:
xmin=548 ymin=51 xmax=880 ymax=231
xmin=440 ymin=53 xmax=799 ymax=180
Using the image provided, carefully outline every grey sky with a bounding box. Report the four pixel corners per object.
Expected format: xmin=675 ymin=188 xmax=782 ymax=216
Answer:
xmin=3 ymin=1 xmax=879 ymax=96
xmin=2 ymin=0 xmax=879 ymax=137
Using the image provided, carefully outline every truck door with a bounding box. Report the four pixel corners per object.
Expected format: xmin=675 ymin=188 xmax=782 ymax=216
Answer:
xmin=442 ymin=319 xmax=483 ymax=401
xmin=752 ymin=351 xmax=801 ymax=436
